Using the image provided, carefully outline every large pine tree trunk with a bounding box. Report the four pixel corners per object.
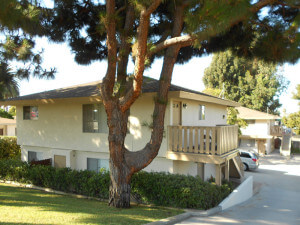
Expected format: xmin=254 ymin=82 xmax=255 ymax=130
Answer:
xmin=103 ymin=0 xmax=184 ymax=208
xmin=106 ymin=102 xmax=132 ymax=208
xmin=109 ymin=160 xmax=131 ymax=208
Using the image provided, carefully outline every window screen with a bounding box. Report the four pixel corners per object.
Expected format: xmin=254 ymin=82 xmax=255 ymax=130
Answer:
xmin=87 ymin=158 xmax=109 ymax=172
xmin=28 ymin=151 xmax=37 ymax=162
xmin=83 ymin=104 xmax=108 ymax=133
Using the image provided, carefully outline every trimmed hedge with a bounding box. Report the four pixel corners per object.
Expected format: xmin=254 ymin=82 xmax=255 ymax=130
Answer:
xmin=0 ymin=137 xmax=21 ymax=160
xmin=131 ymin=171 xmax=233 ymax=209
xmin=0 ymin=159 xmax=233 ymax=209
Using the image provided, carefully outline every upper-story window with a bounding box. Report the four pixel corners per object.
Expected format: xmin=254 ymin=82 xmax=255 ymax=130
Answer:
xmin=82 ymin=104 xmax=108 ymax=133
xmin=23 ymin=106 xmax=39 ymax=120
xmin=199 ymin=105 xmax=205 ymax=120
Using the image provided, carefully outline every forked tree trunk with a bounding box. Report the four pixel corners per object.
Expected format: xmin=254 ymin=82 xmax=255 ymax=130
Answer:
xmin=103 ymin=0 xmax=184 ymax=208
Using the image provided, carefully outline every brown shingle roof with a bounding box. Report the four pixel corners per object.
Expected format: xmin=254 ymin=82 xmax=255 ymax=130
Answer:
xmin=1 ymin=77 xmax=239 ymax=107
xmin=236 ymin=106 xmax=281 ymax=120
xmin=4 ymin=77 xmax=215 ymax=101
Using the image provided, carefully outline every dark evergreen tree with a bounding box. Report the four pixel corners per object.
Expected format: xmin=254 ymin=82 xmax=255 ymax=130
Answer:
xmin=0 ymin=0 xmax=56 ymax=99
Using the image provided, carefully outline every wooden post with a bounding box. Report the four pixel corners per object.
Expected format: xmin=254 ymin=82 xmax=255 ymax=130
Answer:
xmin=200 ymin=127 xmax=204 ymax=154
xmin=189 ymin=127 xmax=194 ymax=153
xmin=168 ymin=126 xmax=172 ymax=151
xmin=217 ymin=127 xmax=221 ymax=155
xmin=205 ymin=127 xmax=210 ymax=154
xmin=211 ymin=127 xmax=216 ymax=155
xmin=215 ymin=164 xmax=222 ymax=186
xmin=174 ymin=126 xmax=178 ymax=152
xmin=178 ymin=126 xmax=183 ymax=152
xmin=225 ymin=160 xmax=229 ymax=181
xmin=183 ymin=127 xmax=188 ymax=152
xmin=194 ymin=128 xmax=199 ymax=153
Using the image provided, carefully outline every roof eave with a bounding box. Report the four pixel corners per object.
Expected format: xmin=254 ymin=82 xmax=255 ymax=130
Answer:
xmin=170 ymin=91 xmax=240 ymax=107
xmin=0 ymin=96 xmax=102 ymax=106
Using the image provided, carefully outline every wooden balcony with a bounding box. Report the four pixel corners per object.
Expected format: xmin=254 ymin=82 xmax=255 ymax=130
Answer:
xmin=270 ymin=125 xmax=283 ymax=136
xmin=167 ymin=125 xmax=239 ymax=164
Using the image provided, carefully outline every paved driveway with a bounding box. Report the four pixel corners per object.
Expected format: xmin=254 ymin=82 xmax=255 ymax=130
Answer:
xmin=175 ymin=151 xmax=300 ymax=225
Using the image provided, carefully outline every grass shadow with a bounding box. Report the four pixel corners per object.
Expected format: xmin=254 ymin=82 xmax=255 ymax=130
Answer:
xmin=0 ymin=184 xmax=182 ymax=225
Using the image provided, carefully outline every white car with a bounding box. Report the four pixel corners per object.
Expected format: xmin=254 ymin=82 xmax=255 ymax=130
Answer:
xmin=239 ymin=150 xmax=259 ymax=171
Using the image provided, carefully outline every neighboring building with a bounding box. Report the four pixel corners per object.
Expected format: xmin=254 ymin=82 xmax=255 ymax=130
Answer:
xmin=236 ymin=106 xmax=282 ymax=155
xmin=0 ymin=117 xmax=16 ymax=136
xmin=0 ymin=78 xmax=243 ymax=185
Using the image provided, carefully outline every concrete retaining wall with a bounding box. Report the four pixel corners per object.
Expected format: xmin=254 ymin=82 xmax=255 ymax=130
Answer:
xmin=219 ymin=176 xmax=253 ymax=211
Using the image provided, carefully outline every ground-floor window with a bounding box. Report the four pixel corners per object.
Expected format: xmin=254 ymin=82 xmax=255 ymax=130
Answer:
xmin=28 ymin=151 xmax=43 ymax=162
xmin=28 ymin=151 xmax=37 ymax=162
xmin=87 ymin=158 xmax=109 ymax=172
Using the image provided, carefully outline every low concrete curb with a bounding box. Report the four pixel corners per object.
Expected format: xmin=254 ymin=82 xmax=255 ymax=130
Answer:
xmin=145 ymin=212 xmax=193 ymax=225
xmin=145 ymin=206 xmax=222 ymax=225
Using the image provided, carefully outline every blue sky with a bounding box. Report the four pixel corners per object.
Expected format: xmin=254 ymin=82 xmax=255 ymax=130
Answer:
xmin=19 ymin=37 xmax=300 ymax=115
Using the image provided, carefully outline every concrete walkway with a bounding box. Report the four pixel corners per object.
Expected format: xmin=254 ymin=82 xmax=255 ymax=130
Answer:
xmin=174 ymin=150 xmax=300 ymax=225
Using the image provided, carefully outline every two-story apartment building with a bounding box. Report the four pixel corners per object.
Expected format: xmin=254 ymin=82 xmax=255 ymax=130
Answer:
xmin=237 ymin=106 xmax=282 ymax=155
xmin=1 ymin=78 xmax=242 ymax=185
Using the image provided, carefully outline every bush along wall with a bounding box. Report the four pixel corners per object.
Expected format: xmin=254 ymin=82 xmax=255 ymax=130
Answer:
xmin=0 ymin=137 xmax=21 ymax=160
xmin=0 ymin=159 xmax=233 ymax=210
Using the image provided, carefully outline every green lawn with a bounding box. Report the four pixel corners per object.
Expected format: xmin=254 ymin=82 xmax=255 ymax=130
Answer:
xmin=0 ymin=183 xmax=183 ymax=225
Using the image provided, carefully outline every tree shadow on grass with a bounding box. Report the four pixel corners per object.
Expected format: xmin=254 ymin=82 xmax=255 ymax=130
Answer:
xmin=0 ymin=184 xmax=182 ymax=225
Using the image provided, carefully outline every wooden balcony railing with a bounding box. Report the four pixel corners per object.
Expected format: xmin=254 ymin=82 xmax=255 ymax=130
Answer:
xmin=270 ymin=125 xmax=283 ymax=136
xmin=168 ymin=125 xmax=238 ymax=156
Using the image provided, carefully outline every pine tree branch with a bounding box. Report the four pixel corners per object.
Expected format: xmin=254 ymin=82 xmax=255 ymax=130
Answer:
xmin=148 ymin=0 xmax=279 ymax=57
xmin=148 ymin=35 xmax=196 ymax=57
xmin=125 ymin=4 xmax=185 ymax=172
xmin=117 ymin=4 xmax=135 ymax=83
xmin=101 ymin=0 xmax=117 ymax=102
xmin=120 ymin=0 xmax=162 ymax=112
xmin=145 ymin=0 xmax=162 ymax=16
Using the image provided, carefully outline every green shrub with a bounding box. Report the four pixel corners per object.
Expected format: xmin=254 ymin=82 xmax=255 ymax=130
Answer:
xmin=0 ymin=137 xmax=21 ymax=160
xmin=131 ymin=171 xmax=233 ymax=209
xmin=0 ymin=159 xmax=233 ymax=209
xmin=0 ymin=159 xmax=29 ymax=182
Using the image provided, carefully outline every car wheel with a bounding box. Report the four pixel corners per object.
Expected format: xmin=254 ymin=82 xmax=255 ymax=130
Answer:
xmin=243 ymin=163 xmax=249 ymax=171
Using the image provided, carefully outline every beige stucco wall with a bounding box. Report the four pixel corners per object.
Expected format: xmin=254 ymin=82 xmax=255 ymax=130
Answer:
xmin=241 ymin=119 xmax=269 ymax=136
xmin=16 ymin=95 xmax=169 ymax=154
xmin=173 ymin=160 xmax=198 ymax=176
xmin=17 ymin=94 xmax=230 ymax=177
xmin=7 ymin=125 xmax=16 ymax=136
xmin=170 ymin=99 xmax=227 ymax=126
